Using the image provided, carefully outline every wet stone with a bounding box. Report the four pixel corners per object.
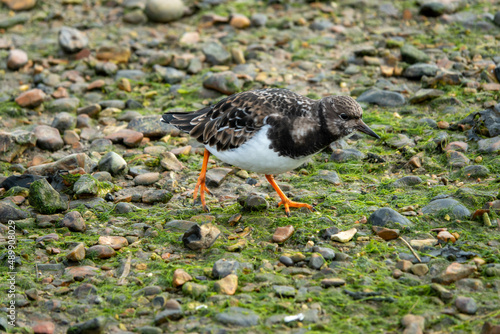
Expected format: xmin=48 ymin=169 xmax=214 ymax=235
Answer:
xmin=202 ymin=42 xmax=231 ymax=65
xmin=356 ymin=88 xmax=406 ymax=107
xmin=368 ymin=207 xmax=413 ymax=229
xmin=386 ymin=134 xmax=415 ymax=149
xmin=478 ymin=136 xmax=500 ymax=153
xmin=34 ymin=125 xmax=64 ymax=151
xmin=216 ymin=307 xmax=260 ymax=327
xmin=309 ymin=253 xmax=326 ymax=270
xmin=213 ymin=259 xmax=239 ymax=279
xmin=214 ymin=274 xmax=238 ymax=295
xmin=272 ymin=225 xmax=294 ymax=243
xmin=316 ymin=170 xmax=341 ymax=185
xmin=422 ymin=198 xmax=470 ymax=219
xmin=279 ymin=255 xmax=294 ymax=267
xmin=330 ymin=148 xmax=366 ymax=162
xmin=319 ymin=226 xmax=340 ymax=240
xmin=114 ymin=202 xmax=138 ymax=214
xmin=0 ymin=130 xmax=36 ymax=163
xmin=73 ymin=174 xmax=98 ymax=198
xmin=87 ymin=245 xmax=116 ymax=259
xmin=48 ymin=98 xmax=80 ymax=113
xmin=61 ymin=211 xmax=86 ymax=232
xmin=238 ymin=194 xmax=268 ymax=211
xmin=182 ymin=223 xmax=221 ymax=250
xmin=455 ymin=296 xmax=478 ymax=315
xmin=312 ymin=246 xmax=336 ymax=260
xmin=409 ymin=88 xmax=444 ymax=104
xmin=67 ymin=243 xmax=85 ymax=262
xmin=29 ymin=178 xmax=67 ymax=214
xmin=142 ymin=189 xmax=173 ymax=204
xmin=15 ymin=89 xmax=46 ymax=108
xmin=272 ymin=285 xmax=296 ymax=297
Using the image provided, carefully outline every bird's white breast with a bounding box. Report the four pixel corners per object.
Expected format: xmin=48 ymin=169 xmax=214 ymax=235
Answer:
xmin=205 ymin=125 xmax=312 ymax=174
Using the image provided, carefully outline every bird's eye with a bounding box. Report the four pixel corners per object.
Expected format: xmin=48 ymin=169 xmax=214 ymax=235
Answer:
xmin=340 ymin=113 xmax=348 ymax=120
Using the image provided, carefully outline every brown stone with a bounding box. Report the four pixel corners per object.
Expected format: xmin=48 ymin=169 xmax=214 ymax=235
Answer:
xmin=32 ymin=320 xmax=55 ymax=334
xmin=63 ymin=130 xmax=80 ymax=145
xmin=7 ymin=49 xmax=28 ymax=70
xmin=134 ymin=172 xmax=160 ymax=186
xmin=52 ymin=86 xmax=69 ymax=99
xmin=117 ymin=78 xmax=131 ymax=92
xmin=272 ymin=225 xmax=294 ymax=243
xmin=67 ymin=243 xmax=85 ymax=262
xmin=26 ymin=153 xmax=95 ymax=175
xmin=15 ymin=89 xmax=46 ymax=108
xmin=445 ymin=141 xmax=468 ymax=152
xmin=410 ymin=263 xmax=429 ymax=276
xmin=105 ymin=129 xmax=143 ymax=148
xmin=214 ymin=274 xmax=238 ymax=295
xmin=380 ymin=65 xmax=394 ymax=77
xmin=61 ymin=211 xmax=86 ymax=232
xmin=437 ymin=230 xmax=456 ymax=243
xmin=408 ymin=156 xmax=422 ymax=168
xmin=87 ymin=245 xmax=116 ymax=259
xmin=396 ymin=260 xmax=413 ymax=272
xmin=64 ymin=266 xmax=99 ymax=279
xmin=481 ymin=83 xmax=500 ymax=91
xmin=34 ymin=125 xmax=64 ymax=151
xmin=180 ymin=32 xmax=200 ymax=45
xmin=96 ymin=45 xmax=131 ymax=63
xmin=2 ymin=0 xmax=36 ymax=11
xmin=432 ymin=262 xmax=476 ymax=285
xmin=87 ymin=79 xmax=106 ymax=91
xmin=437 ymin=121 xmax=450 ymax=129
xmin=172 ymin=268 xmax=193 ymax=288
xmin=230 ymin=14 xmax=251 ymax=29
xmin=372 ymin=226 xmax=399 ymax=241
xmin=98 ymin=236 xmax=128 ymax=250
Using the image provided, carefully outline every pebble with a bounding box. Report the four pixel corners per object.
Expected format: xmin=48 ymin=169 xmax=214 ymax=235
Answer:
xmin=145 ymin=0 xmax=185 ymax=23
xmin=28 ymin=178 xmax=67 ymax=214
xmin=87 ymin=245 xmax=116 ymax=259
xmin=98 ymin=236 xmax=128 ymax=250
xmin=319 ymin=226 xmax=340 ymax=240
xmin=401 ymin=314 xmax=425 ymax=334
xmin=432 ymin=262 xmax=476 ymax=285
xmin=15 ymin=89 xmax=46 ymax=108
xmin=59 ymin=27 xmax=88 ymax=54
xmin=309 ymin=253 xmax=326 ymax=270
xmin=0 ymin=201 xmax=29 ymax=222
xmin=48 ymin=98 xmax=80 ymax=113
xmin=421 ymin=198 xmax=470 ymax=220
xmin=446 ymin=150 xmax=470 ymax=167
xmin=98 ymin=152 xmax=128 ymax=176
xmin=128 ymin=115 xmax=178 ymax=138
xmin=316 ymin=170 xmax=341 ymax=185
xmin=212 ymin=259 xmax=239 ymax=279
xmin=272 ymin=285 xmax=296 ymax=297
xmin=202 ymin=42 xmax=231 ymax=65
xmin=142 ymin=189 xmax=172 ymax=204
xmin=400 ymin=44 xmax=430 ymax=64
xmin=105 ymin=129 xmax=144 ymax=148
xmin=251 ymin=13 xmax=267 ymax=27
xmin=386 ymin=134 xmax=415 ymax=148
xmin=312 ymin=246 xmax=336 ymax=260
xmin=330 ymin=148 xmax=366 ymax=162
xmin=356 ymin=88 xmax=406 ymax=107
xmin=404 ymin=63 xmax=439 ymax=79
xmin=462 ymin=165 xmax=490 ymax=178
xmin=67 ymin=243 xmax=86 ymax=262
xmin=134 ymin=172 xmax=160 ymax=186
xmin=182 ymin=282 xmax=208 ymax=298
xmin=7 ymin=49 xmax=28 ymax=70
xmin=272 ymin=225 xmax=294 ymax=243
xmin=216 ymin=307 xmax=260 ymax=327
xmin=321 ymin=278 xmax=346 ymax=288
xmin=206 ymin=167 xmax=232 ymax=187
xmin=478 ymin=136 xmax=500 ymax=153
xmin=3 ymin=0 xmax=36 ymax=10
xmin=238 ymin=194 xmax=268 ymax=211
xmin=331 ymin=228 xmax=357 ymax=243
xmin=368 ymin=207 xmax=413 ymax=228
xmin=230 ymin=14 xmax=251 ymax=29
xmin=182 ymin=223 xmax=221 ymax=250
xmin=392 ymin=176 xmax=422 ymax=188
xmin=154 ymin=299 xmax=183 ymax=324
xmin=203 ymin=71 xmax=242 ymax=95
xmin=172 ymin=269 xmax=192 ymax=288
xmin=455 ymin=296 xmax=478 ymax=315
xmin=410 ymin=263 xmax=429 ymax=276
xmin=214 ymin=274 xmax=238 ymax=295
xmin=61 ymin=211 xmax=86 ymax=232
xmin=372 ymin=226 xmax=400 ymax=241
xmin=32 ymin=321 xmax=55 ymax=334
xmin=66 ymin=316 xmax=107 ymax=334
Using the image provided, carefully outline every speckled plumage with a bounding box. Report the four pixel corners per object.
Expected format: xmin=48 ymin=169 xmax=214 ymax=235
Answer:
xmin=162 ymin=88 xmax=378 ymax=162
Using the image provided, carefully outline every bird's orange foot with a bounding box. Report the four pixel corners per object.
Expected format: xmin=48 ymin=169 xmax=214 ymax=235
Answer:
xmin=277 ymin=199 xmax=315 ymax=217
xmin=193 ymin=176 xmax=211 ymax=212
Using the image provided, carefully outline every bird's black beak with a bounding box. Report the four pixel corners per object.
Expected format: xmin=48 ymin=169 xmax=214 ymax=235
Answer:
xmin=356 ymin=120 xmax=380 ymax=139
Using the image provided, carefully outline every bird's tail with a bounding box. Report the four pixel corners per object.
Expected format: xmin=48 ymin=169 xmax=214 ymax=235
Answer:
xmin=161 ymin=108 xmax=210 ymax=134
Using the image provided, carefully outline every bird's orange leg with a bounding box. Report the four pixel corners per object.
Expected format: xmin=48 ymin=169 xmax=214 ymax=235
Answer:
xmin=265 ymin=174 xmax=315 ymax=217
xmin=193 ymin=149 xmax=211 ymax=211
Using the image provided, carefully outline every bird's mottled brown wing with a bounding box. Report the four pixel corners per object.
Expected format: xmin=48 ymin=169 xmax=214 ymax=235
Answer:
xmin=162 ymin=89 xmax=316 ymax=151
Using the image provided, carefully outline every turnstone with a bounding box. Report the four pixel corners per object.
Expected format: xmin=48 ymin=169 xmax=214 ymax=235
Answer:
xmin=162 ymin=88 xmax=380 ymax=216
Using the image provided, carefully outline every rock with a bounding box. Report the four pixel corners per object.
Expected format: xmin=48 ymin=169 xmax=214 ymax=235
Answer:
xmin=462 ymin=165 xmax=490 ymax=178
xmin=27 ymin=153 xmax=95 ymax=175
xmin=142 ymin=189 xmax=172 ymax=204
xmin=144 ymin=0 xmax=185 ymax=23
xmin=134 ymin=172 xmax=160 ymax=186
xmin=455 ymin=296 xmax=478 ymax=315
xmin=216 ymin=307 xmax=260 ymax=327
xmin=0 ymin=13 xmax=29 ymax=29
xmin=67 ymin=243 xmax=85 ymax=262
xmin=73 ymin=175 xmax=98 ymax=198
xmin=202 ymin=42 xmax=231 ymax=65
xmin=105 ymin=129 xmax=143 ymax=148
xmin=203 ymin=71 xmax=242 ymax=95
xmin=432 ymin=262 xmax=476 ymax=285
xmin=230 ymin=14 xmax=250 ymax=29
xmin=67 ymin=316 xmax=107 ymax=334
xmin=368 ymin=207 xmax=413 ymax=228
xmin=98 ymin=236 xmax=128 ymax=250
xmin=251 ymin=13 xmax=267 ymax=27
xmin=2 ymin=0 xmax=36 ymax=11
xmin=409 ymin=88 xmax=444 ymax=104
xmin=154 ymin=300 xmax=183 ymax=324
xmin=272 ymin=285 xmax=296 ymax=297
xmin=330 ymin=148 xmax=366 ymax=162
xmin=401 ymin=314 xmax=425 ymax=334
xmin=29 ymin=178 xmax=66 ymax=214
xmin=421 ymin=198 xmax=470 ymax=219
xmin=238 ymin=194 xmax=268 ymax=211
xmin=400 ymin=44 xmax=430 ymax=64
xmin=15 ymin=89 xmax=46 ymax=108
xmin=0 ymin=201 xmax=29 ymax=223
xmin=478 ymin=136 xmax=500 ymax=153
xmin=182 ymin=282 xmax=208 ymax=298
xmin=114 ymin=202 xmax=138 ymax=214
xmin=272 ymin=225 xmax=294 ymax=243
xmin=279 ymin=255 xmax=293 ymax=267
xmin=0 ymin=130 xmax=36 ymax=162
xmin=321 ymin=278 xmax=346 ymax=288
xmin=73 ymin=283 xmax=97 ymax=299
xmin=182 ymin=223 xmax=220 ymax=250
xmin=392 ymin=176 xmax=422 ymax=188
xmin=115 ymin=69 xmax=145 ymax=80
xmin=206 ymin=167 xmax=232 ymax=187
xmin=7 ymin=49 xmax=28 ymax=70
xmin=98 ymin=152 xmax=128 ymax=176
xmin=61 ymin=211 xmax=86 ymax=232
xmin=32 ymin=320 xmax=55 ymax=334
xmin=58 ymin=27 xmax=88 ymax=53
xmin=312 ymin=246 xmax=336 ymax=260
xmin=87 ymin=245 xmax=116 ymax=259
xmin=372 ymin=226 xmax=400 ymax=240
xmin=320 ymin=226 xmax=340 ymax=240
xmin=123 ymin=9 xmax=147 ymax=24
xmin=309 ymin=253 xmax=325 ymax=270
xmin=386 ymin=134 xmax=414 ymax=148
xmin=404 ymin=63 xmax=439 ymax=79
xmin=128 ymin=115 xmax=179 ymax=138
xmin=445 ymin=141 xmax=468 ymax=152
xmin=410 ymin=263 xmax=429 ymax=276
xmin=356 ymin=88 xmax=406 ymax=107
xmin=51 ymin=112 xmax=77 ymax=133
xmin=172 ymin=269 xmax=192 ymax=288
xmin=481 ymin=322 xmax=500 ymax=334
xmin=331 ymin=228 xmax=357 ymax=243
xmin=446 ymin=150 xmax=470 ymax=168
xmin=214 ymin=274 xmax=238 ymax=295
xmin=316 ymin=170 xmax=341 ymax=185
xmin=33 ymin=125 xmax=64 ymax=151
xmin=213 ymin=259 xmax=239 ymax=279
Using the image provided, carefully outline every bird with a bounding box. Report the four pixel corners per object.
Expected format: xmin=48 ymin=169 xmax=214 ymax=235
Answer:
xmin=161 ymin=88 xmax=380 ymax=216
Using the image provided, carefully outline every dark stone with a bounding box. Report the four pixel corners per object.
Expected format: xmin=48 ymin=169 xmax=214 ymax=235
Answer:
xmin=312 ymin=246 xmax=336 ymax=260
xmin=213 ymin=259 xmax=240 ymax=279
xmin=392 ymin=176 xmax=423 ymax=188
xmin=216 ymin=307 xmax=260 ymax=327
xmin=368 ymin=207 xmax=413 ymax=228
xmin=182 ymin=223 xmax=221 ymax=250
xmin=67 ymin=316 xmax=108 ymax=334
xmin=319 ymin=226 xmax=340 ymax=240
xmin=279 ymin=255 xmax=294 ymax=267
xmin=0 ymin=201 xmax=30 ymax=223
xmin=330 ymin=148 xmax=366 ymax=162
xmin=356 ymin=88 xmax=406 ymax=107
xmin=73 ymin=283 xmax=97 ymax=299
xmin=421 ymin=198 xmax=470 ymax=219
xmin=0 ymin=174 xmax=44 ymax=190
xmin=404 ymin=63 xmax=439 ymax=79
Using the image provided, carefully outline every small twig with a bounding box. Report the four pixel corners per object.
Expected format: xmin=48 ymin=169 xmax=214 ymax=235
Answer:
xmin=398 ymin=237 xmax=422 ymax=263
xmin=117 ymin=254 xmax=132 ymax=286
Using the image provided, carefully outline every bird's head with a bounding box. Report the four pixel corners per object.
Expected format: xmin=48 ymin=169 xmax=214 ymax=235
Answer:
xmin=320 ymin=95 xmax=380 ymax=140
